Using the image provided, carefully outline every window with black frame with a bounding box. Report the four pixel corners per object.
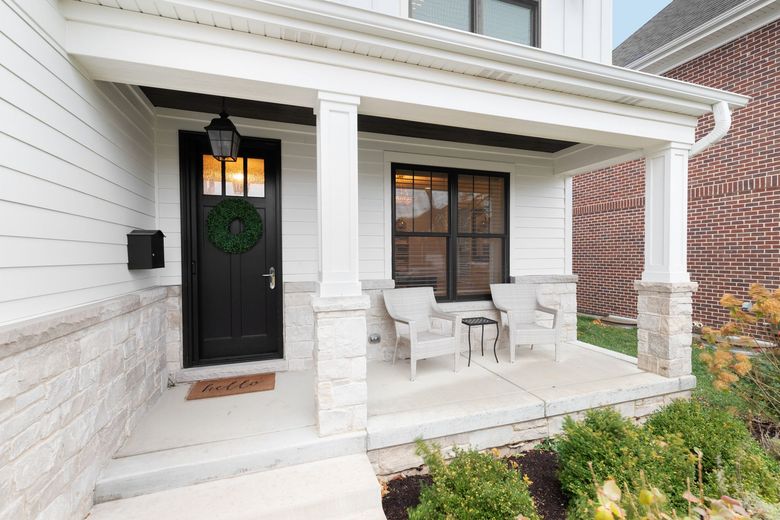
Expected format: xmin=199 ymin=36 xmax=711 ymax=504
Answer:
xmin=392 ymin=164 xmax=508 ymax=301
xmin=409 ymin=0 xmax=538 ymax=46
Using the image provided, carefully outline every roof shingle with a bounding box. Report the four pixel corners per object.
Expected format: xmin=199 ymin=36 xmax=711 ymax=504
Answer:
xmin=613 ymin=0 xmax=749 ymax=67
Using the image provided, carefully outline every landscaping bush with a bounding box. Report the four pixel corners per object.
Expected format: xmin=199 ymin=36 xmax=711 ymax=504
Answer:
xmin=645 ymin=399 xmax=780 ymax=503
xmin=556 ymin=409 xmax=694 ymax=517
xmin=408 ymin=441 xmax=540 ymax=520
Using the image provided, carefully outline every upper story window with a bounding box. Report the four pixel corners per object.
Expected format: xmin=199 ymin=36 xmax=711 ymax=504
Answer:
xmin=410 ymin=0 xmax=538 ymax=46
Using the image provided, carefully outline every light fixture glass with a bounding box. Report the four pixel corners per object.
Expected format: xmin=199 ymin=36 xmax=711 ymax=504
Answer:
xmin=205 ymin=101 xmax=241 ymax=162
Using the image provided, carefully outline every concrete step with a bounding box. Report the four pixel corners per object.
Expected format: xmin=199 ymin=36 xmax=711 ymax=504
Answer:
xmin=89 ymin=454 xmax=386 ymax=520
xmin=95 ymin=426 xmax=366 ymax=502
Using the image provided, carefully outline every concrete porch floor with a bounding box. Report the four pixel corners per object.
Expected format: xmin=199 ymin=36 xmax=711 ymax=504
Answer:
xmin=366 ymin=341 xmax=696 ymax=455
xmin=98 ymin=341 xmax=694 ymax=500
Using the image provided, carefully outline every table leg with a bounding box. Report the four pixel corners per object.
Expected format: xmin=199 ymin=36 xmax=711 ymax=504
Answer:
xmin=467 ymin=325 xmax=472 ymax=367
xmin=493 ymin=322 xmax=499 ymax=363
xmin=480 ymin=325 xmax=484 ymax=356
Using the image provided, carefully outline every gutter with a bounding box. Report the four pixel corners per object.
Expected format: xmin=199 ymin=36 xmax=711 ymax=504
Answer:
xmin=689 ymin=101 xmax=731 ymax=157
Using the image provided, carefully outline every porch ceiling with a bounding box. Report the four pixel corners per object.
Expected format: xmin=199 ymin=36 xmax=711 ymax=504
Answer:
xmin=141 ymin=87 xmax=577 ymax=153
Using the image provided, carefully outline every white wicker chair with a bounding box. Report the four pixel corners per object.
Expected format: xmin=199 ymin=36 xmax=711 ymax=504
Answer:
xmin=490 ymin=283 xmax=561 ymax=363
xmin=383 ymin=287 xmax=461 ymax=381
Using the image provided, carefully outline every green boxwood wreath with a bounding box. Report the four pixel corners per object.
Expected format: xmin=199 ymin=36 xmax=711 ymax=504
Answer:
xmin=207 ymin=198 xmax=263 ymax=254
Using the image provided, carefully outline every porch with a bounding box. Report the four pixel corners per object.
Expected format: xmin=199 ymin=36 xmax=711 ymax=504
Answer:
xmin=94 ymin=340 xmax=694 ymax=501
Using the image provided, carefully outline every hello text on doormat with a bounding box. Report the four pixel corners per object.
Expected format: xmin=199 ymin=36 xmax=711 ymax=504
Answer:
xmin=186 ymin=373 xmax=275 ymax=400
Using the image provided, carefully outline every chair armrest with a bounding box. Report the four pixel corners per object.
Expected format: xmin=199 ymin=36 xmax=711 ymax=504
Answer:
xmin=536 ymin=304 xmax=561 ymax=329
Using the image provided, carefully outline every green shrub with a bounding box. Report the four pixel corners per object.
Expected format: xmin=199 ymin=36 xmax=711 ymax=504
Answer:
xmin=408 ymin=441 xmax=540 ymax=520
xmin=645 ymin=399 xmax=780 ymax=503
xmin=556 ymin=408 xmax=695 ymax=517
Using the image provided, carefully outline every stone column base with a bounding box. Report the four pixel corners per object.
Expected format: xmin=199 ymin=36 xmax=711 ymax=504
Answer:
xmin=635 ymin=281 xmax=698 ymax=378
xmin=312 ymin=295 xmax=370 ymax=436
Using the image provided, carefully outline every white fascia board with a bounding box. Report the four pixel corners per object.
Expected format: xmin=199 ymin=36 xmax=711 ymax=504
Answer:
xmin=625 ymin=0 xmax=780 ymax=74
xmin=553 ymin=144 xmax=644 ymax=177
xmin=64 ymin=10 xmax=698 ymax=148
xmin=63 ymin=0 xmax=749 ymax=114
xmin=190 ymin=0 xmax=750 ymax=110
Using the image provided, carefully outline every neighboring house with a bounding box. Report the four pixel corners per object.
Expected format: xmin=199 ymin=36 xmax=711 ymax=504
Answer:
xmin=574 ymin=0 xmax=780 ymax=329
xmin=0 ymin=0 xmax=749 ymax=518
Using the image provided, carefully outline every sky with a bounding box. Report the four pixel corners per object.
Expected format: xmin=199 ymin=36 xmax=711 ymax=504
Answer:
xmin=613 ymin=0 xmax=673 ymax=48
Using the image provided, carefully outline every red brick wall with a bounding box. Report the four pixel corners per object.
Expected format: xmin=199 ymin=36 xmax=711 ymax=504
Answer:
xmin=573 ymin=19 xmax=780 ymax=328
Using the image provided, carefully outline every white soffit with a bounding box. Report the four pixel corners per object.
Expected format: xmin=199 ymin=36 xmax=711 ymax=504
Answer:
xmin=67 ymin=0 xmax=748 ymax=117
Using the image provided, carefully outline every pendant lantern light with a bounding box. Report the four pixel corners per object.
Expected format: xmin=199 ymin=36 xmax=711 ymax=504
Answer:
xmin=205 ymin=98 xmax=241 ymax=162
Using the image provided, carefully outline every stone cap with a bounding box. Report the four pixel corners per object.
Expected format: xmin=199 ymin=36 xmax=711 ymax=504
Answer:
xmin=511 ymin=274 xmax=578 ymax=284
xmin=312 ymin=295 xmax=371 ymax=312
xmin=634 ymin=281 xmax=699 ymax=293
xmin=0 ymin=286 xmax=170 ymax=356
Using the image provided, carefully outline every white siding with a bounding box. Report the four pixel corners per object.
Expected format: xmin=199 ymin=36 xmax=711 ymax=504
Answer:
xmin=155 ymin=111 xmax=565 ymax=286
xmin=541 ymin=0 xmax=613 ymax=64
xmin=0 ymin=0 xmax=156 ymax=326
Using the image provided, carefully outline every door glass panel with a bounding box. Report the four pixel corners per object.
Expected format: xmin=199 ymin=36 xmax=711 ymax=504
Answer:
xmin=202 ymin=155 xmax=222 ymax=196
xmin=457 ymin=237 xmax=503 ymax=298
xmin=224 ymin=158 xmax=245 ymax=197
xmin=481 ymin=0 xmax=533 ymax=45
xmin=247 ymin=158 xmax=265 ymax=198
xmin=410 ymin=0 xmax=471 ymax=32
xmin=394 ymin=236 xmax=448 ymax=297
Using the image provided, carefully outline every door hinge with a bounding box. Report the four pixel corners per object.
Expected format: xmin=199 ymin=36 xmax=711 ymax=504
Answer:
xmin=191 ymin=260 xmax=197 ymax=276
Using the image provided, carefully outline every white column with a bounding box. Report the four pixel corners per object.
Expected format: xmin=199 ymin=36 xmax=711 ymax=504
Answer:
xmin=642 ymin=143 xmax=691 ymax=283
xmin=636 ymin=142 xmax=696 ymax=378
xmin=315 ymin=91 xmax=361 ymax=298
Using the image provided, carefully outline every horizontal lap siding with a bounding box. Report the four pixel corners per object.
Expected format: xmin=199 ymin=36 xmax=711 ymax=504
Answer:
xmin=0 ymin=0 xmax=156 ymax=326
xmin=511 ymin=171 xmax=566 ymax=275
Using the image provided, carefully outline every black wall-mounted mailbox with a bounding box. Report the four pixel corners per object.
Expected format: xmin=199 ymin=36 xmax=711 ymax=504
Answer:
xmin=127 ymin=230 xmax=165 ymax=270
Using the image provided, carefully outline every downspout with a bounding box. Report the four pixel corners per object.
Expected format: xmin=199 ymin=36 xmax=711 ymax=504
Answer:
xmin=688 ymin=101 xmax=731 ymax=157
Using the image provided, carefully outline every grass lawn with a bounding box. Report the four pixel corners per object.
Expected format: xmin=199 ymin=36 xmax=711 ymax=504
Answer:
xmin=577 ymin=315 xmax=747 ymax=412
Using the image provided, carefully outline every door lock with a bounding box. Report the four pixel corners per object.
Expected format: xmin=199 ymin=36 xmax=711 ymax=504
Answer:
xmin=262 ymin=266 xmax=276 ymax=290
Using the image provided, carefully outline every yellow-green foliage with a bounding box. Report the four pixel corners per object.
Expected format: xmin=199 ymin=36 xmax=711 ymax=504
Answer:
xmin=556 ymin=409 xmax=695 ymax=517
xmin=408 ymin=441 xmax=540 ymax=520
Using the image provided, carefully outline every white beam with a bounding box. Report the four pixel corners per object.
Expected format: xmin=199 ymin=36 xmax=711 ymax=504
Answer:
xmin=642 ymin=143 xmax=691 ymax=283
xmin=553 ymin=144 xmax=643 ymax=177
xmin=315 ymin=91 xmax=361 ymax=297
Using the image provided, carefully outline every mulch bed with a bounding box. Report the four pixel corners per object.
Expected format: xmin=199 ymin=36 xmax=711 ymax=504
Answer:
xmin=381 ymin=449 xmax=568 ymax=520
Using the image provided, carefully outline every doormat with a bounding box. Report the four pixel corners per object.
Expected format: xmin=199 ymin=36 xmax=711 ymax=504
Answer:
xmin=186 ymin=373 xmax=275 ymax=400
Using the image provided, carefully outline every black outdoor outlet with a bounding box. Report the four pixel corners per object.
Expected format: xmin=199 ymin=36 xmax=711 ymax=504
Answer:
xmin=127 ymin=230 xmax=165 ymax=270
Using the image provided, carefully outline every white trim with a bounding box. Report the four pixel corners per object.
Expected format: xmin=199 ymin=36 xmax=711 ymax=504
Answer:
xmin=564 ymin=176 xmax=573 ymax=274
xmin=381 ymin=150 xmax=518 ymax=286
xmin=624 ymin=0 xmax=780 ymax=74
xmin=61 ymin=0 xmax=749 ymax=114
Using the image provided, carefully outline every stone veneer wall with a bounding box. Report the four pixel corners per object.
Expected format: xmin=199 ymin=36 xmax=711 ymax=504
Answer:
xmin=370 ymin=388 xmax=691 ymax=476
xmin=0 ymin=287 xmax=174 ymax=519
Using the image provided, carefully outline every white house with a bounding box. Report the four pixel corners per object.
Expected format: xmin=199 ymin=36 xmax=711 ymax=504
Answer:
xmin=0 ymin=0 xmax=749 ymax=518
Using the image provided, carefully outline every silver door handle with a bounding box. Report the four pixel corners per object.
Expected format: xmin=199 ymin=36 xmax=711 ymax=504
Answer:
xmin=261 ymin=266 xmax=276 ymax=290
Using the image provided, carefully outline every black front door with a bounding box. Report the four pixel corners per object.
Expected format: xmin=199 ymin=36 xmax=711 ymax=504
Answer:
xmin=180 ymin=132 xmax=282 ymax=367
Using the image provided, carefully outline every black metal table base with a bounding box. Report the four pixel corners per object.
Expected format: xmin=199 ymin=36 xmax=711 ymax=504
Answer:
xmin=462 ymin=317 xmax=500 ymax=366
